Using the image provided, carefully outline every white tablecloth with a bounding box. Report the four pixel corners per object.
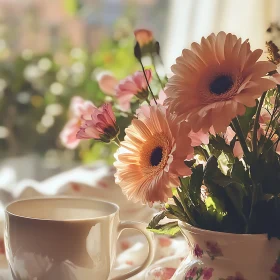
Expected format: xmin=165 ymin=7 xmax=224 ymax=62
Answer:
xmin=0 ymin=163 xmax=189 ymax=280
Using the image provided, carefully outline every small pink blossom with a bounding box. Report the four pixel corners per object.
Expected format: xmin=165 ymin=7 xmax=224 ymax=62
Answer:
xmin=202 ymin=267 xmax=214 ymax=280
xmin=272 ymin=263 xmax=280 ymax=276
xmin=77 ymin=103 xmax=119 ymax=143
xmin=224 ymin=127 xmax=243 ymax=159
xmin=98 ymin=73 xmax=119 ymax=96
xmin=158 ymin=237 xmax=172 ymax=248
xmin=116 ymin=69 xmax=152 ymax=111
xmin=188 ymin=129 xmax=209 ymax=147
xmin=194 ymin=244 xmax=203 ymax=258
xmin=186 ymin=267 xmax=197 ymax=278
xmin=226 ymin=272 xmax=246 ymax=280
xmin=205 ymin=241 xmax=223 ymax=259
xmin=60 ymin=96 xmax=95 ymax=149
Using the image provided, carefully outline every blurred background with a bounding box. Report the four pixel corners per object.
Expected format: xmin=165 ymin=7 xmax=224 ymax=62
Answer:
xmin=0 ymin=0 xmax=280 ymax=185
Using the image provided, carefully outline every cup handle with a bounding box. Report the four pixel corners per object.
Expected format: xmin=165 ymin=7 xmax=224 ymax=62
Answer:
xmin=111 ymin=221 xmax=155 ymax=280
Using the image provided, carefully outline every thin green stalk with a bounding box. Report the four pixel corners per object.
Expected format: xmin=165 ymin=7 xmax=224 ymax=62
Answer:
xmin=139 ymin=60 xmax=157 ymax=104
xmin=231 ymin=117 xmax=250 ymax=157
xmin=114 ymin=135 xmax=121 ymax=146
xmin=151 ymin=53 xmax=164 ymax=90
xmin=252 ymin=92 xmax=266 ymax=157
xmin=247 ymin=181 xmax=259 ymax=233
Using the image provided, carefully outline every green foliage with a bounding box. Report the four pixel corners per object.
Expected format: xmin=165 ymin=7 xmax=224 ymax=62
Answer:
xmin=147 ymin=211 xmax=180 ymax=236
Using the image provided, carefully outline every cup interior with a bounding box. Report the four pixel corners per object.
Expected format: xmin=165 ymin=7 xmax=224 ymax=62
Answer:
xmin=6 ymin=197 xmax=118 ymax=221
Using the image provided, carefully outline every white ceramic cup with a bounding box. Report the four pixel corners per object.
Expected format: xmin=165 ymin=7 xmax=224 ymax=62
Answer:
xmin=4 ymin=197 xmax=155 ymax=280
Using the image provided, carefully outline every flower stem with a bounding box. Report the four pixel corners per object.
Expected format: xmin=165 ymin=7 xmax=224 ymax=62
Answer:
xmin=150 ymin=53 xmax=164 ymax=90
xmin=231 ymin=117 xmax=249 ymax=157
xmin=252 ymin=92 xmax=266 ymax=158
xmin=139 ymin=60 xmax=157 ymax=104
xmin=247 ymin=181 xmax=259 ymax=233
xmin=114 ymin=135 xmax=121 ymax=146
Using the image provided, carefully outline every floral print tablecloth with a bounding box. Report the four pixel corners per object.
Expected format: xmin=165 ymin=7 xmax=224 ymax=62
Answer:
xmin=0 ymin=163 xmax=189 ymax=280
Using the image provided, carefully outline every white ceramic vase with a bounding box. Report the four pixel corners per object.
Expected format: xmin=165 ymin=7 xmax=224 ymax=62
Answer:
xmin=171 ymin=221 xmax=280 ymax=280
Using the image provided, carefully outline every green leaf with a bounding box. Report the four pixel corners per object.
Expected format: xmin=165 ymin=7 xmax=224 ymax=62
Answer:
xmin=147 ymin=221 xmax=181 ymax=236
xmin=231 ymin=159 xmax=250 ymax=186
xmin=147 ymin=211 xmax=167 ymax=229
xmin=166 ymin=202 xmax=187 ymax=222
xmin=205 ymin=196 xmax=226 ymax=222
xmin=209 ymin=135 xmax=233 ymax=155
xmin=224 ymin=182 xmax=247 ymax=222
xmin=204 ymin=156 xmax=234 ymax=187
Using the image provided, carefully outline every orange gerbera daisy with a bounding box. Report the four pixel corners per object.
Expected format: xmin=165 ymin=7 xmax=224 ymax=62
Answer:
xmin=165 ymin=32 xmax=276 ymax=133
xmin=114 ymin=105 xmax=193 ymax=205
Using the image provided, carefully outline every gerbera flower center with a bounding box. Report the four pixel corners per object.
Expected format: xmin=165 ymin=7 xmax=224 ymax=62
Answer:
xmin=150 ymin=146 xmax=163 ymax=166
xmin=210 ymin=75 xmax=234 ymax=95
xmin=139 ymin=133 xmax=171 ymax=175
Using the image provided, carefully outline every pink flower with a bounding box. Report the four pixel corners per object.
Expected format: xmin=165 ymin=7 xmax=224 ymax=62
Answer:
xmin=202 ymin=267 xmax=214 ymax=280
xmin=272 ymin=263 xmax=280 ymax=276
xmin=134 ymin=29 xmax=154 ymax=47
xmin=98 ymin=73 xmax=119 ymax=96
xmin=116 ymin=69 xmax=152 ymax=111
xmin=60 ymin=97 xmax=95 ymax=149
xmin=226 ymin=272 xmax=246 ymax=280
xmin=76 ymin=103 xmax=119 ymax=143
xmin=205 ymin=241 xmax=223 ymax=260
xmin=165 ymin=32 xmax=276 ymax=133
xmin=188 ymin=129 xmax=209 ymax=147
xmin=194 ymin=244 xmax=203 ymax=258
xmin=114 ymin=104 xmax=193 ymax=205
xmin=158 ymin=237 xmax=172 ymax=247
xmin=224 ymin=127 xmax=244 ymax=159
xmin=186 ymin=267 xmax=198 ymax=278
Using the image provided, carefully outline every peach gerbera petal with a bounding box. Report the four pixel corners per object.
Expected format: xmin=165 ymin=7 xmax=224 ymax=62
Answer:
xmin=114 ymin=104 xmax=193 ymax=204
xmin=165 ymin=32 xmax=276 ymax=133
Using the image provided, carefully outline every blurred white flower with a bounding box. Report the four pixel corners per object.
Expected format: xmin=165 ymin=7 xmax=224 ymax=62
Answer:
xmin=41 ymin=114 xmax=54 ymax=128
xmin=0 ymin=126 xmax=9 ymax=139
xmin=38 ymin=58 xmax=52 ymax=72
xmin=46 ymin=104 xmax=63 ymax=116
xmin=70 ymin=48 xmax=84 ymax=60
xmin=50 ymin=82 xmax=64 ymax=96
xmin=24 ymin=65 xmax=43 ymax=81
xmin=17 ymin=92 xmax=31 ymax=104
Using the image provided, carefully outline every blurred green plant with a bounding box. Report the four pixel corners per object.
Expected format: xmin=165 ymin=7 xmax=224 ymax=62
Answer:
xmin=0 ymin=24 xmax=138 ymax=163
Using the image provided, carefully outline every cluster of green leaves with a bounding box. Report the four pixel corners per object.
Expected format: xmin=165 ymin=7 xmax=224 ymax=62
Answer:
xmin=148 ymin=91 xmax=280 ymax=238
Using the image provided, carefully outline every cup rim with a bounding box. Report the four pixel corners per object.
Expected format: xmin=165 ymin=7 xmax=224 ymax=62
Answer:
xmin=5 ymin=196 xmax=120 ymax=222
